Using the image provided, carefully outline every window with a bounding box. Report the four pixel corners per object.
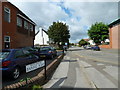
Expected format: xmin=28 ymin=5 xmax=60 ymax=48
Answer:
xmin=0 ymin=51 xmax=10 ymax=59
xmin=24 ymin=21 xmax=28 ymax=29
xmin=14 ymin=50 xmax=25 ymax=58
xmin=4 ymin=36 xmax=10 ymax=42
xmin=4 ymin=7 xmax=10 ymax=23
xmin=29 ymin=24 xmax=33 ymax=31
xmin=17 ymin=17 xmax=22 ymax=27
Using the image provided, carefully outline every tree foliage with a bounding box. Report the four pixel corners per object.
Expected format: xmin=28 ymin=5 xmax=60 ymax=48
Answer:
xmin=48 ymin=22 xmax=70 ymax=46
xmin=79 ymin=39 xmax=89 ymax=46
xmin=88 ymin=22 xmax=109 ymax=44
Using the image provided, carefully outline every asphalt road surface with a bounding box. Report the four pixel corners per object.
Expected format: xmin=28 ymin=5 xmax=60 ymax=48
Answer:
xmin=44 ymin=47 xmax=119 ymax=89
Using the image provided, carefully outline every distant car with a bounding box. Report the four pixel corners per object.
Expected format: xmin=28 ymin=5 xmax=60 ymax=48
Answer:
xmin=83 ymin=45 xmax=86 ymax=49
xmin=92 ymin=45 xmax=100 ymax=51
xmin=86 ymin=45 xmax=92 ymax=49
xmin=38 ymin=46 xmax=57 ymax=59
xmin=0 ymin=49 xmax=40 ymax=79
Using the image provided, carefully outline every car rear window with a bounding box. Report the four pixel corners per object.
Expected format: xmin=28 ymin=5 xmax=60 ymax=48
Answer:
xmin=0 ymin=51 xmax=10 ymax=59
xmin=40 ymin=47 xmax=50 ymax=51
xmin=23 ymin=47 xmax=36 ymax=51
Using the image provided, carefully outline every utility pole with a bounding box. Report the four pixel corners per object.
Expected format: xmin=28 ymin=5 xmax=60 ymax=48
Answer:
xmin=41 ymin=29 xmax=44 ymax=45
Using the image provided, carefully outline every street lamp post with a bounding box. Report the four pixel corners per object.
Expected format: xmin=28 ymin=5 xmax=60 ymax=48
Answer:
xmin=41 ymin=29 xmax=44 ymax=45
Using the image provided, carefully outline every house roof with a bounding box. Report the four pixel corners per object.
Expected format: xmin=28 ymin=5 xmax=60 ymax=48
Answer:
xmin=7 ymin=2 xmax=36 ymax=26
xmin=108 ymin=18 xmax=120 ymax=28
xmin=83 ymin=39 xmax=90 ymax=41
xmin=42 ymin=29 xmax=48 ymax=35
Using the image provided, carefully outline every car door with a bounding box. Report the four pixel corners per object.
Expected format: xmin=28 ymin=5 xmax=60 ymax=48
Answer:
xmin=22 ymin=50 xmax=38 ymax=64
xmin=13 ymin=50 xmax=29 ymax=70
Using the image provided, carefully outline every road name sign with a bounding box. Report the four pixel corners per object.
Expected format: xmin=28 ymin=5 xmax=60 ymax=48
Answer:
xmin=26 ymin=60 xmax=45 ymax=73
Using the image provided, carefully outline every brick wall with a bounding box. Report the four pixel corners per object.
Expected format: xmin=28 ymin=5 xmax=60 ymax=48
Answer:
xmin=2 ymin=2 xmax=35 ymax=49
xmin=99 ymin=45 xmax=111 ymax=49
xmin=109 ymin=24 xmax=120 ymax=49
xmin=0 ymin=1 xmax=2 ymax=50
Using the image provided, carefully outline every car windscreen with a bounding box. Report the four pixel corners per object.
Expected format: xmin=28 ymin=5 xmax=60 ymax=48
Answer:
xmin=40 ymin=47 xmax=50 ymax=51
xmin=24 ymin=47 xmax=36 ymax=51
xmin=0 ymin=51 xmax=10 ymax=59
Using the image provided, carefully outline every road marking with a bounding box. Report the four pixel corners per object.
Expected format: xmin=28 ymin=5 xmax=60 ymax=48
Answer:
xmin=97 ymin=63 xmax=104 ymax=65
xmin=77 ymin=60 xmax=97 ymax=89
xmin=103 ymin=66 xmax=118 ymax=81
xmin=64 ymin=56 xmax=70 ymax=60
xmin=74 ymin=68 xmax=92 ymax=88
xmin=80 ymin=61 xmax=92 ymax=67
xmin=75 ymin=54 xmax=119 ymax=66
xmin=86 ymin=67 xmax=117 ymax=88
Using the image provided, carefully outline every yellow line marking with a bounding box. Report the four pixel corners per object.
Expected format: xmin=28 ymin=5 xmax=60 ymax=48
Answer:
xmin=75 ymin=54 xmax=119 ymax=66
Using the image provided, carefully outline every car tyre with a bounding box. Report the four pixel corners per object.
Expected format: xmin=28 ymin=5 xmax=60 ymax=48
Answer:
xmin=50 ymin=55 xmax=54 ymax=59
xmin=11 ymin=67 xmax=20 ymax=79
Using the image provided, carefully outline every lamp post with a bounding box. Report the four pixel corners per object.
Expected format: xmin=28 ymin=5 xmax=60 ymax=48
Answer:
xmin=41 ymin=29 xmax=44 ymax=45
xmin=39 ymin=27 xmax=44 ymax=46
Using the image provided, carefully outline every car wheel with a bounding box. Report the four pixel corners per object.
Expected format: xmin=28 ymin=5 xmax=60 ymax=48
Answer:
xmin=12 ymin=67 xmax=20 ymax=79
xmin=54 ymin=54 xmax=57 ymax=57
xmin=50 ymin=55 xmax=54 ymax=59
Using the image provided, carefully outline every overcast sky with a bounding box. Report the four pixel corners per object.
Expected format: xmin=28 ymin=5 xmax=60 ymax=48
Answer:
xmin=8 ymin=0 xmax=118 ymax=43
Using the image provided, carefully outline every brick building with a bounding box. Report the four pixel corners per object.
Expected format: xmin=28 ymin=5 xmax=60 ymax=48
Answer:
xmin=108 ymin=18 xmax=120 ymax=49
xmin=0 ymin=2 xmax=36 ymax=49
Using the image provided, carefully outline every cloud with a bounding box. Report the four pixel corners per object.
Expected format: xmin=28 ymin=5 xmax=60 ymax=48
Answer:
xmin=8 ymin=0 xmax=118 ymax=43
xmin=63 ymin=2 xmax=118 ymax=42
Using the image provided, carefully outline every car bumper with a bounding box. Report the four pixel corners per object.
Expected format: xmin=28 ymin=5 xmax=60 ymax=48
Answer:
xmin=0 ymin=67 xmax=14 ymax=76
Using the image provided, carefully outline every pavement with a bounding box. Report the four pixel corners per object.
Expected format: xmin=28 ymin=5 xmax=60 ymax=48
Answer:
xmin=43 ymin=47 xmax=119 ymax=89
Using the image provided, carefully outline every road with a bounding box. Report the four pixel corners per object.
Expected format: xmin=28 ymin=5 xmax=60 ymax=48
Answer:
xmin=2 ymin=51 xmax=63 ymax=87
xmin=43 ymin=47 xmax=119 ymax=89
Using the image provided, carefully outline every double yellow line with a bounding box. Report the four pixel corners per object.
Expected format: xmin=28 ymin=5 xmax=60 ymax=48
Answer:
xmin=75 ymin=53 xmax=119 ymax=66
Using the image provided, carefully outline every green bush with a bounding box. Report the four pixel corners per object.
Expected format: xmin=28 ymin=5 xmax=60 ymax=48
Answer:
xmin=78 ymin=45 xmax=81 ymax=47
xmin=56 ymin=47 xmax=63 ymax=50
xmin=32 ymin=85 xmax=43 ymax=90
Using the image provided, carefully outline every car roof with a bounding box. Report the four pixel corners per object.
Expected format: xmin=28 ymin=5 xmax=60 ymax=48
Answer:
xmin=2 ymin=49 xmax=21 ymax=52
xmin=41 ymin=46 xmax=51 ymax=48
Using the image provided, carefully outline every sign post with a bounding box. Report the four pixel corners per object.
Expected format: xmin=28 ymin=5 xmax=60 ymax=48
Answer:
xmin=44 ymin=59 xmax=47 ymax=80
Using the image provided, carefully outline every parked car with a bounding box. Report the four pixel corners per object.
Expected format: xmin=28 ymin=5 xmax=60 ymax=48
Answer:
xmin=38 ymin=46 xmax=57 ymax=59
xmin=0 ymin=49 xmax=40 ymax=79
xmin=92 ymin=45 xmax=100 ymax=51
xmin=22 ymin=47 xmax=40 ymax=58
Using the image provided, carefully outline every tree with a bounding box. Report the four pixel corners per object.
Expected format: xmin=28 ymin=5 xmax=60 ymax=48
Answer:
xmin=88 ymin=22 xmax=109 ymax=45
xmin=48 ymin=22 xmax=70 ymax=48
xmin=79 ymin=39 xmax=89 ymax=46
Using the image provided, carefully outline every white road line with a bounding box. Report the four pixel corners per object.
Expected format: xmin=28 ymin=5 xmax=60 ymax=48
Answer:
xmin=77 ymin=60 xmax=96 ymax=88
xmin=76 ymin=58 xmax=79 ymax=60
xmin=97 ymin=63 xmax=104 ymax=65
xmin=74 ymin=68 xmax=92 ymax=88
xmin=80 ymin=61 xmax=92 ymax=67
xmin=103 ymin=66 xmax=118 ymax=81
xmin=78 ymin=60 xmax=118 ymax=88
xmin=86 ymin=67 xmax=117 ymax=88
xmin=66 ymin=56 xmax=70 ymax=60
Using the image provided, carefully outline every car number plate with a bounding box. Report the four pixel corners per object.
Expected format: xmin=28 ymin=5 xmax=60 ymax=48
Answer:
xmin=40 ymin=55 xmax=46 ymax=57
